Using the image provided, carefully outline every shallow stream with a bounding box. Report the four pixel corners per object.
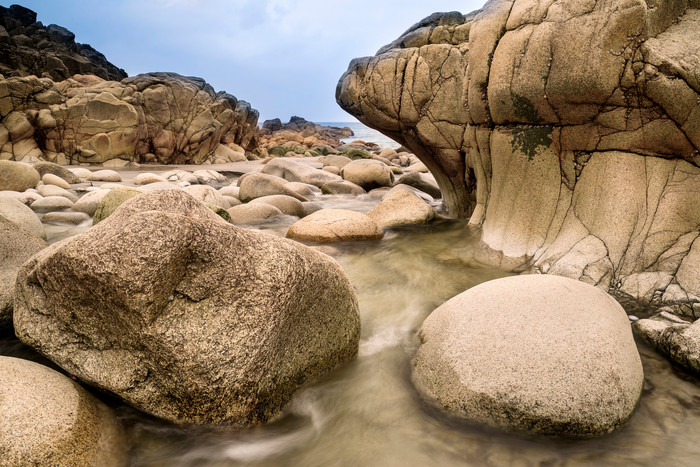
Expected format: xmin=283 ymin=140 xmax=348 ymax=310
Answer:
xmin=2 ymin=192 xmax=700 ymax=466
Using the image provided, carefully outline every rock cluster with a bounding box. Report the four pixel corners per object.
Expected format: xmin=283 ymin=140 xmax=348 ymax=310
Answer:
xmin=0 ymin=72 xmax=259 ymax=165
xmin=258 ymin=116 xmax=353 ymax=155
xmin=0 ymin=4 xmax=126 ymax=81
xmin=337 ymin=1 xmax=700 ymax=311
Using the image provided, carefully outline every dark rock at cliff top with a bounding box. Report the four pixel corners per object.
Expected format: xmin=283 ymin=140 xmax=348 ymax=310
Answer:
xmin=0 ymin=4 xmax=126 ymax=81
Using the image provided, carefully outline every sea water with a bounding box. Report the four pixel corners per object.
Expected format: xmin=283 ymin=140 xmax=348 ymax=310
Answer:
xmin=320 ymin=121 xmax=402 ymax=149
xmin=2 ymin=176 xmax=700 ymax=466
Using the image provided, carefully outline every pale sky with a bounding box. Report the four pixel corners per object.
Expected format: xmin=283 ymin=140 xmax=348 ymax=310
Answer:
xmin=3 ymin=1 xmax=486 ymax=122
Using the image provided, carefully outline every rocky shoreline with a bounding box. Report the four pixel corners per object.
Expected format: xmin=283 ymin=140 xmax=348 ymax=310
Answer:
xmin=1 ymin=0 xmax=699 ymax=464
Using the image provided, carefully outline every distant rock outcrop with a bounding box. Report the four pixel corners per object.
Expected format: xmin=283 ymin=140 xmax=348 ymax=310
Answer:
xmin=259 ymin=116 xmax=353 ymax=153
xmin=0 ymin=4 xmax=126 ymax=81
xmin=337 ymin=1 xmax=700 ymax=311
xmin=0 ymin=72 xmax=259 ymax=165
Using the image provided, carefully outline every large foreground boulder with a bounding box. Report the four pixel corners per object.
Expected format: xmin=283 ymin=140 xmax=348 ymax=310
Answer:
xmin=13 ymin=190 xmax=361 ymax=426
xmin=0 ymin=216 xmax=47 ymax=330
xmin=0 ymin=356 xmax=126 ymax=466
xmin=337 ymin=1 xmax=700 ymax=311
xmin=412 ymin=274 xmax=644 ymax=436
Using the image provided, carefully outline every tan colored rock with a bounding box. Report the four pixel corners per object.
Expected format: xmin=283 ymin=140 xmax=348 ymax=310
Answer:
xmin=238 ymin=173 xmax=308 ymax=202
xmin=336 ymin=3 xmax=700 ymax=310
xmin=134 ymin=173 xmax=168 ymax=185
xmin=367 ymin=189 xmax=437 ymax=228
xmin=227 ymin=203 xmax=284 ymax=224
xmin=0 ymin=160 xmax=39 ymax=191
xmin=14 ymin=190 xmax=360 ymax=426
xmin=321 ymin=180 xmax=366 ymax=195
xmin=41 ymin=211 xmax=91 ymax=225
xmin=0 ymin=217 xmax=47 ymax=330
xmin=0 ymin=72 xmax=259 ymax=166
xmin=30 ymin=195 xmax=73 ymax=212
xmin=249 ymin=195 xmax=305 ymax=217
xmin=70 ymin=189 xmax=110 ymax=216
xmin=287 ymin=209 xmax=383 ymax=242
xmin=413 ymin=275 xmax=644 ymax=436
xmin=33 ymin=162 xmax=81 ymax=184
xmin=183 ymin=185 xmax=231 ymax=209
xmin=87 ymin=169 xmax=122 ymax=182
xmin=0 ymin=194 xmax=45 ymax=238
xmin=0 ymin=357 xmax=126 ymax=466
xmin=92 ymin=187 xmax=143 ymax=224
xmin=340 ymin=159 xmax=394 ymax=190
xmin=37 ymin=184 xmax=78 ymax=202
xmin=262 ymin=158 xmax=342 ymax=188
xmin=41 ymin=173 xmax=71 ymax=189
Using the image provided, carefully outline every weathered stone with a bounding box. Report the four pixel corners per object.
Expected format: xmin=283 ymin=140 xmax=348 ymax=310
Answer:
xmin=41 ymin=211 xmax=91 ymax=225
xmin=321 ymin=180 xmax=366 ymax=195
xmin=41 ymin=173 xmax=71 ymax=189
xmin=336 ymin=2 xmax=700 ymax=308
xmin=33 ymin=162 xmax=81 ymax=184
xmin=367 ymin=189 xmax=437 ymax=228
xmin=262 ymin=158 xmax=342 ymax=188
xmin=287 ymin=209 xmax=383 ymax=242
xmin=0 ymin=160 xmax=39 ymax=191
xmin=249 ymin=195 xmax=305 ymax=217
xmin=134 ymin=173 xmax=168 ymax=185
xmin=92 ymin=187 xmax=142 ymax=224
xmin=413 ymin=274 xmax=644 ymax=436
xmin=87 ymin=170 xmax=121 ymax=183
xmin=70 ymin=189 xmax=110 ymax=216
xmin=0 ymin=357 xmax=126 ymax=466
xmin=0 ymin=72 xmax=259 ymax=165
xmin=14 ymin=190 xmax=360 ymax=426
xmin=227 ymin=203 xmax=284 ymax=224
xmin=30 ymin=195 xmax=73 ymax=212
xmin=238 ymin=173 xmax=308 ymax=202
xmin=0 ymin=5 xmax=126 ymax=81
xmin=183 ymin=185 xmax=231 ymax=209
xmin=340 ymin=159 xmax=394 ymax=190
xmin=323 ymin=155 xmax=352 ymax=170
xmin=0 ymin=217 xmax=46 ymax=330
xmin=37 ymin=184 xmax=78 ymax=202
xmin=0 ymin=194 xmax=45 ymax=238
xmin=395 ymin=172 xmax=442 ymax=199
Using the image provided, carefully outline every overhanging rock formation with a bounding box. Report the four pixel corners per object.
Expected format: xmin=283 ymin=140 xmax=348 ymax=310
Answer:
xmin=337 ymin=0 xmax=700 ymax=311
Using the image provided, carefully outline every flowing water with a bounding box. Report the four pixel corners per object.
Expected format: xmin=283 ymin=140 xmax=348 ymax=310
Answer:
xmin=3 ymin=189 xmax=700 ymax=466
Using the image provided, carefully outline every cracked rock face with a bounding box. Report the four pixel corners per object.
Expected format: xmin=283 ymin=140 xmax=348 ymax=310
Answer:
xmin=0 ymin=72 xmax=259 ymax=165
xmin=337 ymin=0 xmax=700 ymax=307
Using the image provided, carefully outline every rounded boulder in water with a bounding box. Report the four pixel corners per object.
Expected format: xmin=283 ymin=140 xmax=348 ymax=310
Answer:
xmin=412 ymin=274 xmax=644 ymax=437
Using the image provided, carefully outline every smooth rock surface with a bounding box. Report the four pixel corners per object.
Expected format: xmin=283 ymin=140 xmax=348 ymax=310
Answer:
xmin=249 ymin=195 xmax=305 ymax=217
xmin=0 ymin=160 xmax=39 ymax=191
xmin=238 ymin=173 xmax=308 ymax=202
xmin=340 ymin=159 xmax=394 ymax=190
xmin=412 ymin=274 xmax=644 ymax=436
xmin=287 ymin=209 xmax=383 ymax=243
xmin=227 ymin=203 xmax=285 ymax=224
xmin=0 ymin=356 xmax=126 ymax=466
xmin=0 ymin=217 xmax=47 ymax=330
xmin=14 ymin=190 xmax=361 ymax=426
xmin=0 ymin=194 xmax=45 ymax=238
xmin=367 ymin=189 xmax=437 ymax=228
